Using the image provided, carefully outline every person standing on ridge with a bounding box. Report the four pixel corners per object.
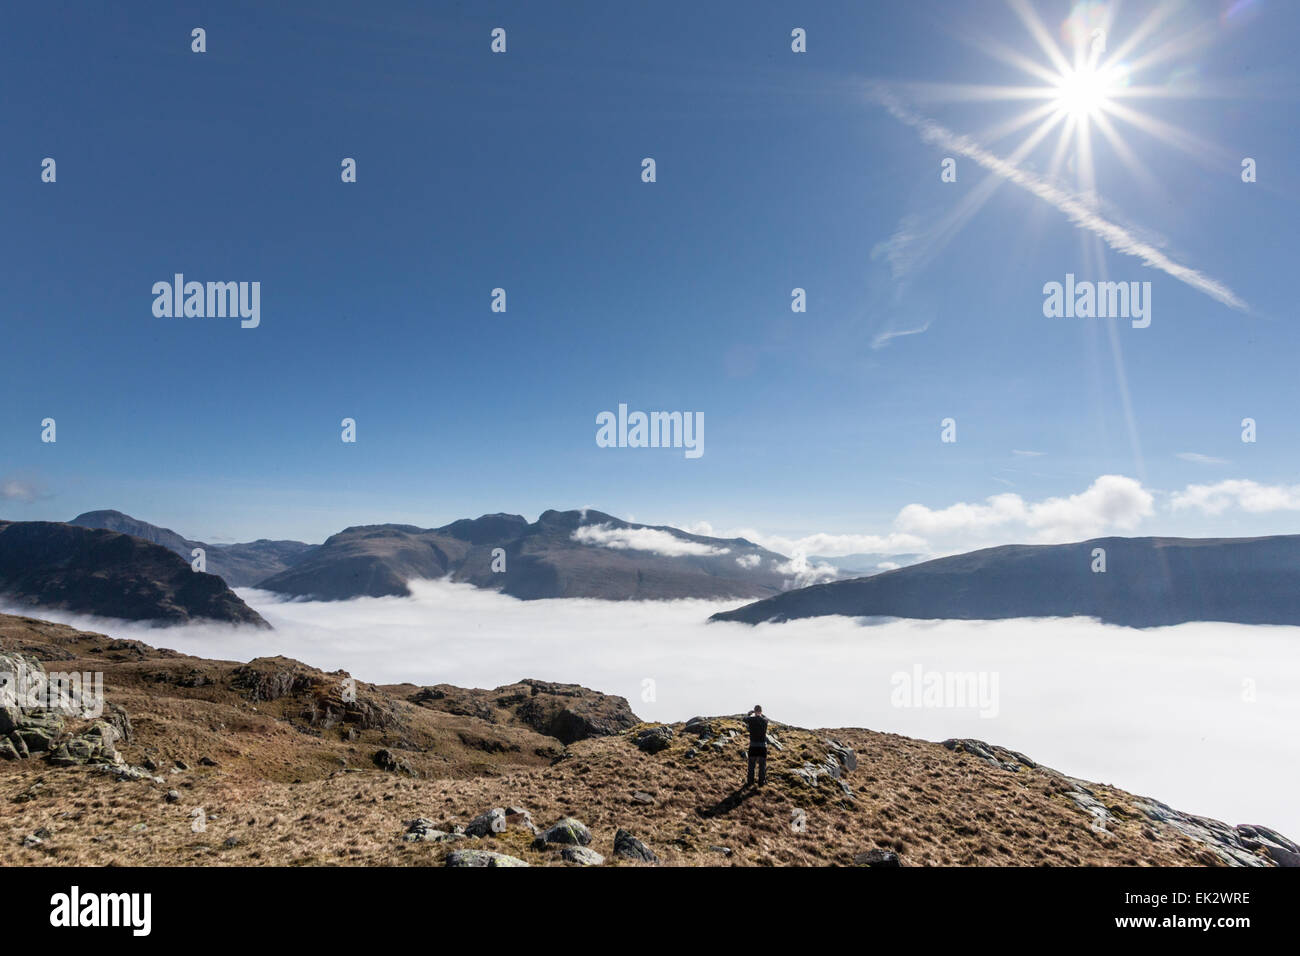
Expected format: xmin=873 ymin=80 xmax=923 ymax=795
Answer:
xmin=744 ymin=705 xmax=769 ymax=787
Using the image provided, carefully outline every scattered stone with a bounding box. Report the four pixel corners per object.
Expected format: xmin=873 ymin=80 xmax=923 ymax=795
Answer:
xmin=613 ymin=828 xmax=658 ymax=863
xmin=504 ymin=806 xmax=537 ymax=834
xmin=631 ymin=791 xmax=655 ymax=805
xmin=372 ymin=748 xmax=417 ymax=776
xmin=95 ymin=763 xmax=164 ymax=784
xmin=854 ymin=849 xmax=901 ymax=867
xmin=198 ymin=756 xmax=220 ymax=767
xmin=222 ymin=836 xmax=242 ymax=848
xmin=445 ymin=849 xmax=528 ymax=867
xmin=402 ymin=818 xmax=460 ymax=842
xmin=174 ymin=759 xmax=190 ymax=771
xmin=826 ymin=739 xmax=857 ymax=770
xmin=709 ymin=845 xmax=734 ymax=857
xmin=165 ymin=790 xmax=181 ymax=804
xmin=12 ymin=782 xmax=46 ymax=803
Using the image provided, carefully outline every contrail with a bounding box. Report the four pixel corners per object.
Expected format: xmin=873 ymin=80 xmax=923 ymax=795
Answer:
xmin=872 ymin=88 xmax=1248 ymax=311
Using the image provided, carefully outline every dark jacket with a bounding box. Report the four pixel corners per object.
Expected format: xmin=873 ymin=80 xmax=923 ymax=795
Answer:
xmin=744 ymin=714 xmax=769 ymax=749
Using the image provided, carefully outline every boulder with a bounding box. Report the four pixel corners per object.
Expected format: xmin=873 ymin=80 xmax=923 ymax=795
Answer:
xmin=613 ymin=828 xmax=658 ymax=863
xmin=445 ymin=849 xmax=528 ymax=867
xmin=372 ymin=748 xmax=417 ymax=776
xmin=634 ymin=726 xmax=673 ymax=754
xmin=538 ymin=817 xmax=592 ymax=846
xmin=560 ymin=846 xmax=605 ymax=866
xmin=466 ymin=807 xmax=507 ymax=838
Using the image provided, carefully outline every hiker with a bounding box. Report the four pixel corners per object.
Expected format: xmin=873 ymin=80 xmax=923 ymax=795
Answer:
xmin=744 ymin=705 xmax=769 ymax=786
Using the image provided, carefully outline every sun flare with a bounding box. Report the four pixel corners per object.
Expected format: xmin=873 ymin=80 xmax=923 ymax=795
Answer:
xmin=1052 ymin=65 xmax=1122 ymax=118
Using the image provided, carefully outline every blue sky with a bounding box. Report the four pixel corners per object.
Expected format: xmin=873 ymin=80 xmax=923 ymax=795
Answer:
xmin=3 ymin=0 xmax=1298 ymax=553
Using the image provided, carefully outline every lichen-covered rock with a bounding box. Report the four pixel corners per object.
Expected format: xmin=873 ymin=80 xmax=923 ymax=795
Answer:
xmin=537 ymin=817 xmax=592 ymax=846
xmin=634 ymin=725 xmax=673 ymax=753
xmin=560 ymin=845 xmax=605 ymax=865
xmin=466 ymin=807 xmax=507 ymax=837
xmin=47 ymin=719 xmax=122 ymax=767
xmin=444 ymin=849 xmax=528 ymax=867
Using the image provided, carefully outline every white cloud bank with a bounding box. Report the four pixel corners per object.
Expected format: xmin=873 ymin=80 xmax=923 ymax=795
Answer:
xmin=700 ymin=474 xmax=1300 ymax=569
xmin=896 ymin=475 xmax=1155 ymax=544
xmin=9 ymin=582 xmax=1299 ymax=843
xmin=571 ymin=523 xmax=729 ymax=557
xmin=1171 ymin=479 xmax=1300 ymax=516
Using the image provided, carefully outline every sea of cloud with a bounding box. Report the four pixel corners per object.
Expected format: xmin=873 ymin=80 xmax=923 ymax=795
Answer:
xmin=10 ymin=579 xmax=1299 ymax=842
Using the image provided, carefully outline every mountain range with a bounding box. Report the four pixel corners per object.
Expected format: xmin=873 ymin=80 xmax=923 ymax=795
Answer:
xmin=712 ymin=535 xmax=1300 ymax=628
xmin=17 ymin=510 xmax=1300 ymax=630
xmin=24 ymin=509 xmax=799 ymax=610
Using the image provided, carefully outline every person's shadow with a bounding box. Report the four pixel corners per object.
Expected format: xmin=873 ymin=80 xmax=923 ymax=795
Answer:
xmin=697 ymin=786 xmax=757 ymax=819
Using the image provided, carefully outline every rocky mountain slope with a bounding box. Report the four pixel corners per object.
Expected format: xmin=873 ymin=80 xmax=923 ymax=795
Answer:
xmin=258 ymin=509 xmax=792 ymax=601
xmin=0 ymin=523 xmax=267 ymax=627
xmin=712 ymin=535 xmax=1300 ymax=627
xmin=70 ymin=511 xmax=316 ymax=588
xmin=0 ymin=612 xmax=1292 ymax=867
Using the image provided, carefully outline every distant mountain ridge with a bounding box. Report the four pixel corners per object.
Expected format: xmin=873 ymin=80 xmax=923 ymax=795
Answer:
xmin=0 ymin=521 xmax=267 ymax=627
xmin=258 ymin=509 xmax=795 ymax=601
xmin=712 ymin=535 xmax=1300 ymax=628
xmin=70 ymin=510 xmax=317 ymax=588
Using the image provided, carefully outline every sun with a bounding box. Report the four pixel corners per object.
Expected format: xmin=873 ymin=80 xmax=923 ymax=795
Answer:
xmin=1052 ymin=65 xmax=1121 ymax=119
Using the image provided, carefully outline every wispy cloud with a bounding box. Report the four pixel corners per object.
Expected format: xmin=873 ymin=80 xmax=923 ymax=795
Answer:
xmin=0 ymin=478 xmax=47 ymax=503
xmin=703 ymin=528 xmax=926 ymax=559
xmin=1176 ymin=452 xmax=1229 ymax=465
xmin=1012 ymin=450 xmax=1046 ymax=457
xmin=868 ymin=87 xmax=1248 ymax=311
xmin=871 ymin=321 xmax=932 ymax=350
